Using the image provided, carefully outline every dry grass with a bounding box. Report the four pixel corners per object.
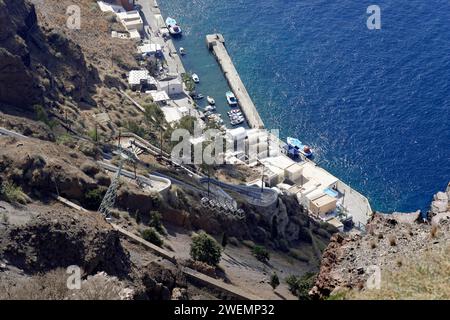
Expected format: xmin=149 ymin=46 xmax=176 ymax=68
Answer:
xmin=0 ymin=181 xmax=29 ymax=205
xmin=348 ymin=246 xmax=450 ymax=300
xmin=0 ymin=269 xmax=128 ymax=300
xmin=430 ymin=224 xmax=439 ymax=239
xmin=388 ymin=235 xmax=397 ymax=246
xmin=34 ymin=0 xmax=138 ymax=78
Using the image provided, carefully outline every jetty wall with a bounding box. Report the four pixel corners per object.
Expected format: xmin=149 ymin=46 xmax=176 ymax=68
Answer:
xmin=206 ymin=34 xmax=265 ymax=129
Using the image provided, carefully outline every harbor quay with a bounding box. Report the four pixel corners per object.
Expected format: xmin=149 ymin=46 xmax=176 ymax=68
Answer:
xmin=206 ymin=34 xmax=265 ymax=129
xmin=121 ymin=2 xmax=372 ymax=231
xmin=204 ymin=34 xmax=372 ymax=230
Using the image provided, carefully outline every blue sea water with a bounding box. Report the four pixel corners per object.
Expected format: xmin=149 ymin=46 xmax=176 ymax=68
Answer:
xmin=157 ymin=0 xmax=450 ymax=213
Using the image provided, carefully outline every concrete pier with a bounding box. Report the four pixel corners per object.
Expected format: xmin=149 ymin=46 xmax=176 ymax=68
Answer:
xmin=206 ymin=34 xmax=265 ymax=129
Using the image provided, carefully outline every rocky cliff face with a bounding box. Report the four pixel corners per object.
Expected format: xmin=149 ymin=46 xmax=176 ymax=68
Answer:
xmin=0 ymin=202 xmax=130 ymax=276
xmin=0 ymin=0 xmax=42 ymax=107
xmin=311 ymin=183 xmax=450 ymax=299
xmin=0 ymin=136 xmax=104 ymax=202
xmin=0 ymin=0 xmax=99 ymax=111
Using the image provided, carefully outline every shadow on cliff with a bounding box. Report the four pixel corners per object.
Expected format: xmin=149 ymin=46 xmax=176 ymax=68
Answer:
xmin=0 ymin=0 xmax=101 ymax=120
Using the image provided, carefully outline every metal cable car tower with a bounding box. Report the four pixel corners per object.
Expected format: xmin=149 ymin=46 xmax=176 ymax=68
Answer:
xmin=98 ymin=159 xmax=123 ymax=218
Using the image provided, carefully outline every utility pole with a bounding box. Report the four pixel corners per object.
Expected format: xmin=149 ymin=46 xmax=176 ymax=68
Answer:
xmin=261 ymin=164 xmax=265 ymax=193
xmin=64 ymin=108 xmax=68 ymax=132
xmin=160 ymin=126 xmax=164 ymax=156
xmin=256 ymin=158 xmax=265 ymax=193
xmin=207 ymin=167 xmax=211 ymax=197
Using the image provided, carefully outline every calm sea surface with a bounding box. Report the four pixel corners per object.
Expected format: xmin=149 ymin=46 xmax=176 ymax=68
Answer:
xmin=158 ymin=0 xmax=450 ymax=212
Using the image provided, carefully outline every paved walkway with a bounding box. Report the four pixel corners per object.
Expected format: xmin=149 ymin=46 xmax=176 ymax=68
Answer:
xmin=136 ymin=0 xmax=185 ymax=74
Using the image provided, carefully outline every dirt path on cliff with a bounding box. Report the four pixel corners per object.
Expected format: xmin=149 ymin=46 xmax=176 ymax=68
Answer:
xmin=165 ymin=225 xmax=313 ymax=300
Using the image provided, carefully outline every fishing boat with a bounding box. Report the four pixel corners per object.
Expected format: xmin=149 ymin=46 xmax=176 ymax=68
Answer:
xmin=230 ymin=115 xmax=244 ymax=122
xmin=192 ymin=73 xmax=200 ymax=83
xmin=166 ymin=17 xmax=182 ymax=36
xmin=226 ymin=91 xmax=238 ymax=106
xmin=286 ymin=137 xmax=313 ymax=158
xmin=207 ymin=96 xmax=215 ymax=105
xmin=227 ymin=109 xmax=242 ymax=115
xmin=192 ymin=93 xmax=204 ymax=100
xmin=179 ymin=47 xmax=186 ymax=55
xmin=230 ymin=118 xmax=245 ymax=126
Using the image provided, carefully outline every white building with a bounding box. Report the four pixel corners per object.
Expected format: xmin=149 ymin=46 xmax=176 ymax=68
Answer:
xmin=147 ymin=90 xmax=170 ymax=103
xmin=97 ymin=1 xmax=126 ymax=13
xmin=159 ymin=78 xmax=183 ymax=96
xmin=138 ymin=43 xmax=162 ymax=60
xmin=128 ymin=70 xmax=157 ymax=91
xmin=116 ymin=10 xmax=143 ymax=32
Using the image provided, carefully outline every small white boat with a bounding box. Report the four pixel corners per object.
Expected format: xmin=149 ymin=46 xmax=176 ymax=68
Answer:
xmin=179 ymin=47 xmax=186 ymax=55
xmin=166 ymin=17 xmax=177 ymax=26
xmin=192 ymin=73 xmax=200 ymax=83
xmin=226 ymin=91 xmax=238 ymax=106
xmin=192 ymin=93 xmax=204 ymax=100
xmin=205 ymin=105 xmax=216 ymax=112
xmin=207 ymin=96 xmax=215 ymax=105
xmin=231 ymin=118 xmax=245 ymax=126
xmin=169 ymin=25 xmax=182 ymax=35
xmin=166 ymin=17 xmax=182 ymax=35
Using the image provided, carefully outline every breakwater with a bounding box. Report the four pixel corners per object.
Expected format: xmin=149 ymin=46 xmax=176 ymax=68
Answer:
xmin=206 ymin=34 xmax=265 ymax=129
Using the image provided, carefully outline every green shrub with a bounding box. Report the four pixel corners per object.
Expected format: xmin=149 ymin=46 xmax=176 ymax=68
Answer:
xmin=125 ymin=120 xmax=145 ymax=137
xmin=84 ymin=187 xmax=106 ymax=210
xmin=181 ymin=73 xmax=195 ymax=93
xmin=135 ymin=211 xmax=141 ymax=224
xmin=34 ymin=105 xmax=57 ymax=130
xmin=270 ymin=273 xmax=280 ymax=290
xmin=285 ymin=275 xmax=300 ymax=294
xmin=174 ymin=116 xmax=197 ymax=135
xmin=190 ymin=232 xmax=222 ymax=266
xmin=141 ymin=228 xmax=163 ymax=247
xmin=149 ymin=211 xmax=167 ymax=235
xmin=144 ymin=103 xmax=165 ymax=125
xmin=252 ymin=245 xmax=270 ymax=263
xmin=87 ymin=127 xmax=99 ymax=142
xmin=0 ymin=182 xmax=27 ymax=205
xmin=149 ymin=193 xmax=162 ymax=210
xmin=285 ymin=273 xmax=316 ymax=300
xmin=296 ymin=273 xmax=317 ymax=300
xmin=56 ymin=133 xmax=75 ymax=146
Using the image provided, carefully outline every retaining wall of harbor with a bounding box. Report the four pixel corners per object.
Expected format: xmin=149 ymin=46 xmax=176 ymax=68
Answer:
xmin=206 ymin=34 xmax=265 ymax=129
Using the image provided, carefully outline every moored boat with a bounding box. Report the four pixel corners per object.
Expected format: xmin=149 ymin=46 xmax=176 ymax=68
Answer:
xmin=207 ymin=96 xmax=215 ymax=105
xmin=192 ymin=93 xmax=204 ymax=100
xmin=205 ymin=105 xmax=216 ymax=112
xmin=166 ymin=17 xmax=182 ymax=35
xmin=286 ymin=137 xmax=313 ymax=158
xmin=226 ymin=91 xmax=238 ymax=106
xmin=230 ymin=118 xmax=245 ymax=126
xmin=192 ymin=73 xmax=200 ymax=83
